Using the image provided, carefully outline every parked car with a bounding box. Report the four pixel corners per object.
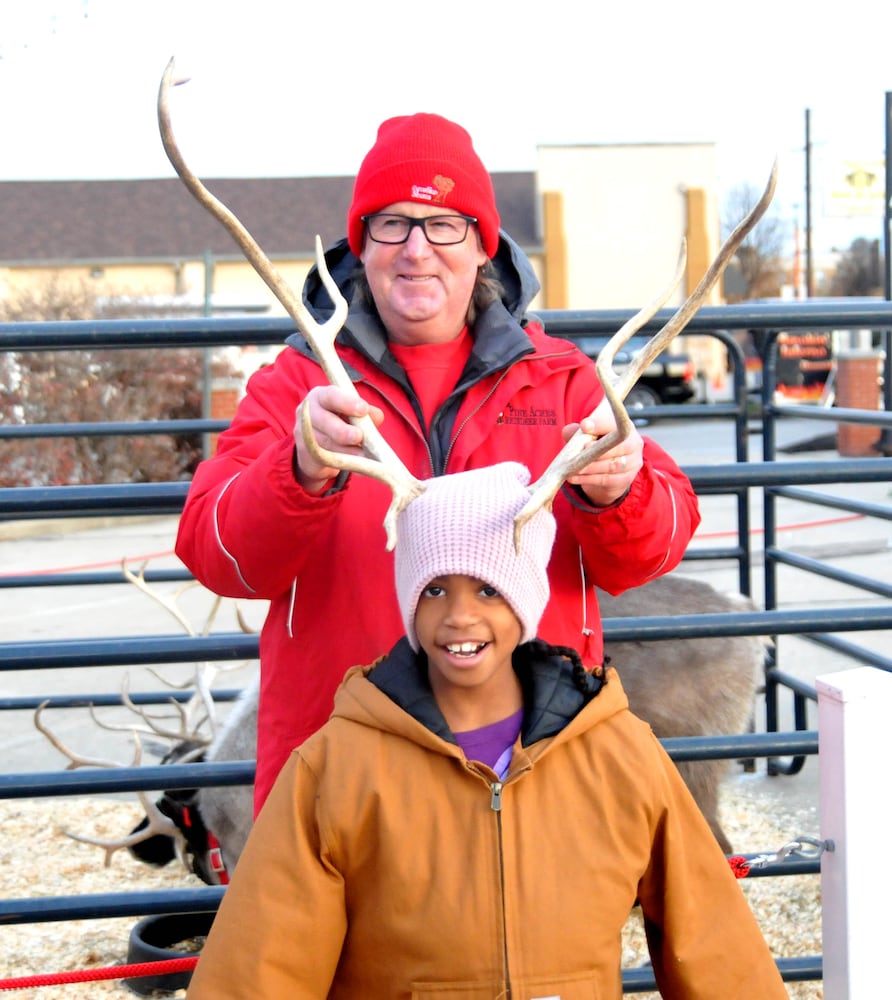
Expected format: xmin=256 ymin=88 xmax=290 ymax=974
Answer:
xmin=572 ymin=335 xmax=697 ymax=410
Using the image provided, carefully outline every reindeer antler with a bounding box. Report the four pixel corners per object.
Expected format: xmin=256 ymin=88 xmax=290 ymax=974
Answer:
xmin=34 ymin=702 xmax=189 ymax=867
xmin=157 ymin=58 xmax=424 ymax=549
xmin=513 ymin=158 xmax=778 ymax=549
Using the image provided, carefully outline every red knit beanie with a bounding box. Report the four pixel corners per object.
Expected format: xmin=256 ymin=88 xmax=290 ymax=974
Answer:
xmin=347 ymin=113 xmax=500 ymax=259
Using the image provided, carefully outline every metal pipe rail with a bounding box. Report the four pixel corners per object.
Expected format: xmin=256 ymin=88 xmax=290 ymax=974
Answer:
xmin=624 ymin=956 xmax=824 ymax=992
xmin=2 ymin=460 xmax=888 ymax=518
xmin=3 ymin=298 xmax=892 ymax=350
xmin=0 ymin=730 xmax=820 ymax=802
xmin=3 ymin=302 xmax=891 ymax=993
xmin=0 ymin=418 xmax=228 ymax=440
xmin=0 ymin=688 xmax=243 ymax=711
xmin=1 ymin=607 xmax=890 ymax=672
xmin=753 ymin=325 xmax=890 ymax=779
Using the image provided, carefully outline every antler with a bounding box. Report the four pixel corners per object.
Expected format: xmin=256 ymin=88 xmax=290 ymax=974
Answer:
xmin=513 ymin=158 xmax=778 ymax=548
xmin=79 ymin=675 xmax=214 ymax=747
xmin=157 ymin=57 xmax=424 ymax=549
xmin=34 ymin=702 xmax=188 ymax=867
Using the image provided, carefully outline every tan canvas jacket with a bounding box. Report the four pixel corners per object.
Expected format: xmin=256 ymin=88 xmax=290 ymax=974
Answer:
xmin=187 ymin=654 xmax=787 ymax=999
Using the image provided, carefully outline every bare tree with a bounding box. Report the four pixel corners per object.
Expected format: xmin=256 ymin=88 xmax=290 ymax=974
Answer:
xmin=0 ymin=273 xmax=99 ymax=321
xmin=722 ymin=183 xmax=787 ymax=301
xmin=0 ymin=274 xmax=243 ymax=486
xmin=823 ymin=237 xmax=884 ymax=297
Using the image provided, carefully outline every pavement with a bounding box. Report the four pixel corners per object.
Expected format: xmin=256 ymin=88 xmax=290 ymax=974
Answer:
xmin=647 ymin=414 xmax=891 ymax=833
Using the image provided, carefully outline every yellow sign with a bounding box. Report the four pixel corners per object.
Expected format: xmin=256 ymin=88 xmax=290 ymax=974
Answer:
xmin=825 ymin=158 xmax=885 ymax=217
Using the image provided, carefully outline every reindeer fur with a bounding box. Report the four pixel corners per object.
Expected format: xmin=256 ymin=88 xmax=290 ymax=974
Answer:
xmin=598 ymin=575 xmax=768 ymax=853
xmin=170 ymin=574 xmax=766 ymax=878
xmin=196 ymin=679 xmax=258 ymax=873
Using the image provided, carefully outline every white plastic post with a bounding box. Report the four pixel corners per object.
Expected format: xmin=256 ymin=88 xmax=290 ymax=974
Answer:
xmin=817 ymin=667 xmax=892 ymax=999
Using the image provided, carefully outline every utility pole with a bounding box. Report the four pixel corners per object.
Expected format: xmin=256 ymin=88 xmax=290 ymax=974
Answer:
xmin=879 ymin=92 xmax=892 ymax=454
xmin=805 ymin=109 xmax=814 ymax=297
xmin=885 ymin=91 xmax=891 ymax=306
xmin=202 ymin=249 xmax=215 ymax=460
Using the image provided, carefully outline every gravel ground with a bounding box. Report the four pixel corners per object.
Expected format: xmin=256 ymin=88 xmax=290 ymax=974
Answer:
xmin=1 ymin=780 xmax=822 ymax=999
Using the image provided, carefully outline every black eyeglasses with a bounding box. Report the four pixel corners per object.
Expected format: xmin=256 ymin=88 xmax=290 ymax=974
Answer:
xmin=361 ymin=213 xmax=477 ymax=246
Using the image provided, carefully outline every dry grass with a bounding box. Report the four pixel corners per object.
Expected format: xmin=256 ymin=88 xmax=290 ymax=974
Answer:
xmin=0 ymin=798 xmax=201 ymax=1000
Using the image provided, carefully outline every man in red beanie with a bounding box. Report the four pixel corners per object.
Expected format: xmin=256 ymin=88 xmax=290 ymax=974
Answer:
xmin=176 ymin=112 xmax=701 ymax=813
xmin=346 ymin=114 xmax=502 ymax=259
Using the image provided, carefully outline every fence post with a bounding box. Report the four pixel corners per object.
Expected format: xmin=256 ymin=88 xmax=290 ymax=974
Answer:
xmin=835 ymin=350 xmax=882 ymax=456
xmin=817 ymin=667 xmax=892 ymax=998
xmin=209 ymin=377 xmax=242 ymax=456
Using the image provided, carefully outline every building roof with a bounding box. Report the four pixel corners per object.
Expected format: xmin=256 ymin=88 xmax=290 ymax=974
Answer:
xmin=0 ymin=174 xmax=539 ymax=266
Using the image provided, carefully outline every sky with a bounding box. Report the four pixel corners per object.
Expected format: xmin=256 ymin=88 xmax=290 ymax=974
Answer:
xmin=1 ymin=0 xmax=890 ymax=258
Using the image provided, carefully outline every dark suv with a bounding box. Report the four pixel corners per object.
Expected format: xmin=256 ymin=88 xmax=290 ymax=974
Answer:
xmin=572 ymin=335 xmax=697 ymax=410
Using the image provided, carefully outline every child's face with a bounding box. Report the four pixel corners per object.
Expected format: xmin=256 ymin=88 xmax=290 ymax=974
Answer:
xmin=415 ymin=574 xmax=522 ymax=702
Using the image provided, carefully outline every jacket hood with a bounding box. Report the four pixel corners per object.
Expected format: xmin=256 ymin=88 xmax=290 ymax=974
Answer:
xmin=331 ymin=637 xmax=613 ymax=757
xmin=300 ymin=229 xmax=541 ymax=325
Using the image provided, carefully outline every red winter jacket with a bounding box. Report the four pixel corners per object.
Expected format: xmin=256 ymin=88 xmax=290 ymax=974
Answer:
xmin=175 ymin=237 xmax=700 ymax=809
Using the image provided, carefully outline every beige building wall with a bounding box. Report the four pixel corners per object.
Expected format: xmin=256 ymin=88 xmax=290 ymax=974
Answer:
xmin=2 ymin=261 xmax=179 ymax=300
xmin=535 ymin=142 xmax=726 ymax=386
xmin=2 ymin=256 xmax=315 ymax=319
xmin=536 ymin=142 xmax=721 ymax=309
xmin=4 ymin=148 xmax=732 ymax=385
xmin=185 ymin=258 xmax=315 ymax=314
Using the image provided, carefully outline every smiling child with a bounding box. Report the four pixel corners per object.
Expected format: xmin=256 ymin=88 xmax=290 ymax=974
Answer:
xmin=186 ymin=462 xmax=786 ymax=999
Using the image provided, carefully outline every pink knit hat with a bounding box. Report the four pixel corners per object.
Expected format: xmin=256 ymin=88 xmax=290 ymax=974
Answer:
xmin=394 ymin=463 xmax=556 ymax=651
xmin=347 ymin=113 xmax=501 ymax=259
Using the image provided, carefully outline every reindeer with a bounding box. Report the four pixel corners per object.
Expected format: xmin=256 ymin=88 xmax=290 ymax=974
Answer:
xmin=34 ymin=568 xmax=765 ymax=879
xmin=598 ymin=579 xmax=769 ymax=852
xmin=189 ymin=579 xmax=768 ymax=865
xmin=32 ymin=557 xmax=257 ymax=882
xmin=34 ymin=62 xmax=777 ymax=878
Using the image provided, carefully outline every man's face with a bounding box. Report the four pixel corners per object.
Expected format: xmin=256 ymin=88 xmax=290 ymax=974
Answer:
xmin=360 ymin=201 xmax=487 ymax=346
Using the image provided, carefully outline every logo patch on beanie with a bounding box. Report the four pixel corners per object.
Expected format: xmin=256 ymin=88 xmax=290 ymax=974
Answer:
xmin=412 ymin=175 xmax=456 ymax=205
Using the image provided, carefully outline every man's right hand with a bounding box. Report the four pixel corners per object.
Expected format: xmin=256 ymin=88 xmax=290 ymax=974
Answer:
xmin=293 ymin=386 xmax=384 ymax=494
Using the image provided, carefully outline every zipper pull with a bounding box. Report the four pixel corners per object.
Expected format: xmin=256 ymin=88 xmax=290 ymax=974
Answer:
xmin=490 ymin=781 xmax=503 ymax=812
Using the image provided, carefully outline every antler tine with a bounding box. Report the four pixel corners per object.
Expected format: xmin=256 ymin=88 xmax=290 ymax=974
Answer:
xmin=598 ymin=239 xmax=688 ymax=417
xmin=65 ymin=789 xmax=187 ymax=870
xmin=157 ymin=60 xmax=343 ymax=346
xmin=298 ymin=402 xmax=424 ymax=550
xmin=158 ymin=57 xmax=424 ymax=550
xmin=510 ymin=245 xmax=686 ymax=550
xmin=614 ymin=157 xmax=778 ymax=402
xmin=35 ymin=701 xmax=131 ymax=770
xmin=514 ymin=158 xmax=779 ymax=550
xmin=35 ymin=701 xmax=192 ymax=870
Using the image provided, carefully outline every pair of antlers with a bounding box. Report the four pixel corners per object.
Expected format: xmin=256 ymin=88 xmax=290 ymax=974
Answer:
xmin=158 ymin=58 xmax=776 ymax=551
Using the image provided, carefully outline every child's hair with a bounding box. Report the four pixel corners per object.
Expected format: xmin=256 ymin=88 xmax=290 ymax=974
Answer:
xmin=394 ymin=463 xmax=557 ymax=650
xmin=514 ymin=638 xmax=606 ymax=700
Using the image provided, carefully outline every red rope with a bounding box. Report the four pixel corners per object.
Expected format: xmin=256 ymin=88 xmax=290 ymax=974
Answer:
xmin=695 ymin=512 xmax=863 ymax=540
xmin=0 ymin=548 xmax=177 ymax=580
xmin=0 ymin=956 xmax=198 ymax=991
xmin=728 ymin=855 xmax=751 ymax=879
xmin=0 ymin=857 xmax=781 ymax=989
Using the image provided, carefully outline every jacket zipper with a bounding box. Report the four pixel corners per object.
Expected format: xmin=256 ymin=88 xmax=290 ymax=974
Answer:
xmin=440 ymin=368 xmax=514 ymax=473
xmin=359 ymin=379 xmax=437 ymax=476
xmin=490 ymin=780 xmax=512 ymax=999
